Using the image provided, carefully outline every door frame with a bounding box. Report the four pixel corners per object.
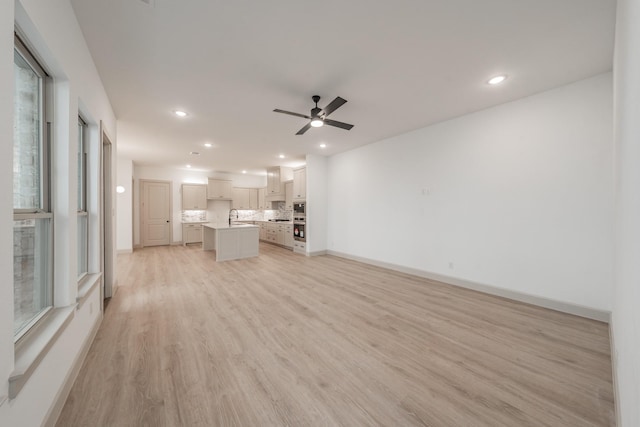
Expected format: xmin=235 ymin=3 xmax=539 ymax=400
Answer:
xmin=139 ymin=179 xmax=173 ymax=248
xmin=100 ymin=122 xmax=115 ymax=301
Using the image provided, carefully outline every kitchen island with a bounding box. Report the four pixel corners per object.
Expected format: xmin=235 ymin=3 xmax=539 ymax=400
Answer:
xmin=202 ymin=223 xmax=259 ymax=261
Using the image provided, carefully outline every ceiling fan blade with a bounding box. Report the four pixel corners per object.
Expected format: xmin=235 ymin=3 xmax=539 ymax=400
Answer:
xmin=273 ymin=109 xmax=311 ymax=119
xmin=322 ymin=97 xmax=347 ymax=117
xmin=324 ymin=119 xmax=354 ymax=131
xmin=296 ymin=123 xmax=312 ymax=135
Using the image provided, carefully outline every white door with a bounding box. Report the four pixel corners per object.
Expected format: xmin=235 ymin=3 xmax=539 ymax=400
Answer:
xmin=141 ymin=180 xmax=172 ymax=246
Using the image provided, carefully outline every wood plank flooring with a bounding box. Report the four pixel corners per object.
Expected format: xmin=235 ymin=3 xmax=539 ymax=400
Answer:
xmin=56 ymin=244 xmax=615 ymax=426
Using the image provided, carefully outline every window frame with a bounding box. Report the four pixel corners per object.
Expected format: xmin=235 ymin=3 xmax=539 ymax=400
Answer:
xmin=77 ymin=116 xmax=89 ymax=281
xmin=13 ymin=33 xmax=54 ymax=343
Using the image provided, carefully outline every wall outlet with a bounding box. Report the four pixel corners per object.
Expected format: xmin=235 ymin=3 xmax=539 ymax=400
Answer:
xmin=449 ymin=262 xmax=454 ymax=269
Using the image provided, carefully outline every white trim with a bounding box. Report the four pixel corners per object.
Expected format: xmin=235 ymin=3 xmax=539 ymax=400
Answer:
xmin=308 ymin=250 xmax=327 ymax=257
xmin=327 ymin=250 xmax=611 ymax=323
xmin=77 ymin=272 xmax=102 ymax=308
xmin=43 ymin=310 xmax=103 ymax=427
xmin=9 ymin=306 xmax=76 ymax=398
xmin=117 ymin=248 xmax=133 ymax=254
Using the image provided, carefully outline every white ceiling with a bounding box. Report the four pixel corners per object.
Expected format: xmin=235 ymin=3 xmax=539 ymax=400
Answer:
xmin=70 ymin=0 xmax=616 ymax=175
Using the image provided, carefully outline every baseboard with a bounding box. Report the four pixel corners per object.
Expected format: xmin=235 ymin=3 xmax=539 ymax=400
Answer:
xmin=326 ymin=250 xmax=611 ymax=323
xmin=43 ymin=309 xmax=103 ymax=427
xmin=309 ymin=250 xmax=327 ymax=257
xmin=133 ymin=244 xmax=142 ymax=249
xmin=117 ymin=248 xmax=133 ymax=254
xmin=609 ymin=321 xmax=621 ymax=426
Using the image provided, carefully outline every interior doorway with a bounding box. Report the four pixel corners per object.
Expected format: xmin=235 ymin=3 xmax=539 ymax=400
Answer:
xmin=140 ymin=180 xmax=172 ymax=247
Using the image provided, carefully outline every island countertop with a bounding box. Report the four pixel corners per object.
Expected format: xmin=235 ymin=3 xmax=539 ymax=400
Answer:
xmin=203 ymin=223 xmax=259 ymax=230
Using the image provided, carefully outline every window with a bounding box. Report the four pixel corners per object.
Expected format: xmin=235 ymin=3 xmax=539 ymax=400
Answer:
xmin=13 ymin=34 xmax=53 ymax=341
xmin=77 ymin=117 xmax=88 ymax=280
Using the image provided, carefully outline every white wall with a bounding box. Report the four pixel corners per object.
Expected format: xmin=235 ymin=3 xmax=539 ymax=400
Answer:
xmin=116 ymin=157 xmax=133 ymax=253
xmin=132 ymin=165 xmax=267 ymax=245
xmin=613 ymin=0 xmax=640 ymax=424
xmin=306 ymin=155 xmax=328 ymax=254
xmin=0 ymin=0 xmax=116 ymax=424
xmin=327 ymin=73 xmax=614 ymax=312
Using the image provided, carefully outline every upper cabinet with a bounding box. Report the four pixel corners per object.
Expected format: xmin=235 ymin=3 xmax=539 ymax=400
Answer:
xmin=285 ymin=181 xmax=293 ymax=210
xmin=293 ymin=167 xmax=306 ymax=200
xmin=232 ymin=188 xmax=260 ymax=210
xmin=182 ymin=184 xmax=208 ymax=210
xmin=266 ymin=166 xmax=293 ymax=196
xmin=257 ymin=188 xmax=266 ymax=209
xmin=207 ymin=179 xmax=233 ymax=200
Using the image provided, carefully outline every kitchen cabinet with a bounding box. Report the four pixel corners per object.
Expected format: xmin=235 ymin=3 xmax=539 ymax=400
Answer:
xmin=261 ymin=222 xmax=292 ymax=248
xmin=203 ymin=224 xmax=259 ymax=261
xmin=284 ymin=224 xmax=293 ymax=248
xmin=233 ymin=188 xmax=259 ymax=210
xmin=293 ymin=240 xmax=305 ymax=254
xmin=232 ymin=187 xmax=250 ymax=209
xmin=266 ymin=166 xmax=293 ymax=196
xmin=259 ymin=222 xmax=267 ymax=240
xmin=249 ymin=188 xmax=259 ymax=209
xmin=293 ymin=167 xmax=306 ymax=200
xmin=182 ymin=223 xmax=203 ymax=246
xmin=207 ymin=179 xmax=233 ymax=200
xmin=285 ymin=181 xmax=293 ymax=210
xmin=182 ymin=184 xmax=207 ymax=210
xmin=257 ymin=188 xmax=266 ymax=209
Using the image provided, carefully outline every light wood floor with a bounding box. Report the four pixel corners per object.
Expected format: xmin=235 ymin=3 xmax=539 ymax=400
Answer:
xmin=57 ymin=244 xmax=615 ymax=426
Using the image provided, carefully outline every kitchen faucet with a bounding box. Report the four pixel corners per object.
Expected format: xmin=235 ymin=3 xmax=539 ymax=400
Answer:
xmin=229 ymin=209 xmax=239 ymax=225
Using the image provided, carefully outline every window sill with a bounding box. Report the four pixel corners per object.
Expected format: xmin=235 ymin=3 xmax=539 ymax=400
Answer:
xmin=77 ymin=273 xmax=102 ymax=308
xmin=9 ymin=305 xmax=75 ymax=399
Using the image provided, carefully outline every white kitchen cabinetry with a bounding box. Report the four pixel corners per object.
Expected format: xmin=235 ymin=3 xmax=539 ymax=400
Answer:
xmin=259 ymin=222 xmax=267 ymax=240
xmin=266 ymin=166 xmax=293 ymax=197
xmin=284 ymin=224 xmax=293 ymax=248
xmin=257 ymin=188 xmax=266 ymax=209
xmin=183 ymin=223 xmax=203 ymax=246
xmin=249 ymin=188 xmax=259 ymax=209
xmin=182 ymin=184 xmax=207 ymax=210
xmin=232 ymin=188 xmax=250 ymax=209
xmin=261 ymin=222 xmax=292 ymax=249
xmin=233 ymin=188 xmax=260 ymax=210
xmin=207 ymin=179 xmax=233 ymax=200
xmin=293 ymin=167 xmax=306 ymax=200
xmin=285 ymin=181 xmax=293 ymax=210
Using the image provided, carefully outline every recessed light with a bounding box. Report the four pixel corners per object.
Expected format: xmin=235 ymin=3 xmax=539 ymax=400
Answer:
xmin=319 ymin=143 xmax=327 ymax=148
xmin=204 ymin=143 xmax=212 ymax=148
xmin=186 ymin=164 xmax=192 ymax=168
xmin=279 ymin=154 xmax=285 ymax=159
xmin=174 ymin=110 xmax=188 ymax=117
xmin=242 ymin=170 xmax=247 ymax=174
xmin=488 ymin=75 xmax=507 ymax=85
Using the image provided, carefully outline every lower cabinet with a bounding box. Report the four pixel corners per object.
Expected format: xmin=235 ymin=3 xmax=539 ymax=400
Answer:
xmin=259 ymin=222 xmax=293 ymax=249
xmin=183 ymin=223 xmax=203 ymax=246
xmin=284 ymin=224 xmax=293 ymax=248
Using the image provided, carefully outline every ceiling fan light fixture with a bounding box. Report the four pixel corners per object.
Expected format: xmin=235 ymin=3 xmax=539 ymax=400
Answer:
xmin=310 ymin=118 xmax=324 ymax=127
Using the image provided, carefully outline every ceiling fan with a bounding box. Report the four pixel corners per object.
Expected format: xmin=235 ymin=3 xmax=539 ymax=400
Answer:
xmin=274 ymin=95 xmax=354 ymax=135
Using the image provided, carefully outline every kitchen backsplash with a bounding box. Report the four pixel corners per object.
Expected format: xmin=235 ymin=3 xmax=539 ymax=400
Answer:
xmin=236 ymin=202 xmax=292 ymax=221
xmin=181 ymin=203 xmax=292 ymax=223
xmin=181 ymin=210 xmax=207 ymax=222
